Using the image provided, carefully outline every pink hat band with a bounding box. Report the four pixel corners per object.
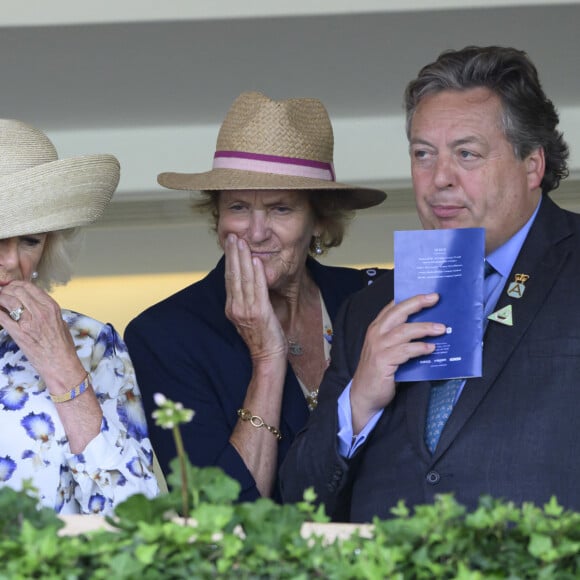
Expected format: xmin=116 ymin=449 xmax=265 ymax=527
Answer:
xmin=213 ymin=150 xmax=336 ymax=182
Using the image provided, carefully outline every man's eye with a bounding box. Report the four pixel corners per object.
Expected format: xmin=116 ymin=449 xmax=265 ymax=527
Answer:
xmin=459 ymin=150 xmax=477 ymax=159
xmin=413 ymin=149 xmax=429 ymax=160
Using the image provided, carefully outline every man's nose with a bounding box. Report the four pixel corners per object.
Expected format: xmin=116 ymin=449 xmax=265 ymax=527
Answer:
xmin=433 ymin=154 xmax=456 ymax=189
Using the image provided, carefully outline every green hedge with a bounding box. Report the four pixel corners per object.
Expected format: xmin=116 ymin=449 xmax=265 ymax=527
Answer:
xmin=2 ymin=461 xmax=580 ymax=579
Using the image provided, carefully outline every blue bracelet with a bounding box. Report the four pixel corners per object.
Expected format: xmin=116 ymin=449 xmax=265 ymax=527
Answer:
xmin=49 ymin=373 xmax=91 ymax=403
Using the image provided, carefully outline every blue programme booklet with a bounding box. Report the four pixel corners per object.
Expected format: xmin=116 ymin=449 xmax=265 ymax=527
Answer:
xmin=394 ymin=228 xmax=485 ymax=382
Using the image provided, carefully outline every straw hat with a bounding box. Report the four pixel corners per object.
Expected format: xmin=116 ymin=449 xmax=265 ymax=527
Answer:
xmin=158 ymin=92 xmax=387 ymax=209
xmin=0 ymin=119 xmax=120 ymax=239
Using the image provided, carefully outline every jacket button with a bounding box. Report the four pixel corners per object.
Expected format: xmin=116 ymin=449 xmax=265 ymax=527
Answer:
xmin=426 ymin=470 xmax=441 ymax=485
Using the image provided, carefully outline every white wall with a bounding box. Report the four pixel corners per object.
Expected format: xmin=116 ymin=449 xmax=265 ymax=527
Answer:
xmin=47 ymin=106 xmax=580 ymax=201
xmin=6 ymin=0 xmax=578 ymax=26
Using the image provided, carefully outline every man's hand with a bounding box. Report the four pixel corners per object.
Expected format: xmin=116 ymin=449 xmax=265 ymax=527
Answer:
xmin=350 ymin=293 xmax=446 ymax=433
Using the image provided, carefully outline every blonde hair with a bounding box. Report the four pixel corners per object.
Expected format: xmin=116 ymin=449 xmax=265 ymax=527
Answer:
xmin=35 ymin=228 xmax=84 ymax=291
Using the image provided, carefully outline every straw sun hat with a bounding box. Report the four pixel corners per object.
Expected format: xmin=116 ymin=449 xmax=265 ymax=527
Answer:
xmin=158 ymin=91 xmax=387 ymax=210
xmin=0 ymin=119 xmax=120 ymax=239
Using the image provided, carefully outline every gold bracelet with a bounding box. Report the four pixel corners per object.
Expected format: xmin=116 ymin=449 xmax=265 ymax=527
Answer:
xmin=237 ymin=408 xmax=282 ymax=441
xmin=49 ymin=373 xmax=91 ymax=404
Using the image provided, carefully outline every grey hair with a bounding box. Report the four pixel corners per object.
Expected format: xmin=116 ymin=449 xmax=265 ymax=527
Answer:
xmin=404 ymin=45 xmax=569 ymax=195
xmin=192 ymin=190 xmax=354 ymax=256
xmin=35 ymin=228 xmax=84 ymax=291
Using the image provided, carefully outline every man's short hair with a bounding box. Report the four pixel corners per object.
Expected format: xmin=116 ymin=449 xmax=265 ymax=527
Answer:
xmin=404 ymin=45 xmax=569 ymax=194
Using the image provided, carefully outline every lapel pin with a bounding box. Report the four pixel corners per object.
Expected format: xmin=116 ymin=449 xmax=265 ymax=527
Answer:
xmin=507 ymin=273 xmax=529 ymax=299
xmin=488 ymin=304 xmax=513 ymax=326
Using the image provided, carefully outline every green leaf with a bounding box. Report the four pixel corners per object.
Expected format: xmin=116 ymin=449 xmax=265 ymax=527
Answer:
xmin=135 ymin=543 xmax=158 ymax=565
xmin=544 ymin=496 xmax=564 ymax=517
xmin=113 ymin=492 xmax=172 ymax=527
xmin=528 ymin=534 xmax=554 ymax=558
xmin=0 ymin=486 xmax=62 ymax=539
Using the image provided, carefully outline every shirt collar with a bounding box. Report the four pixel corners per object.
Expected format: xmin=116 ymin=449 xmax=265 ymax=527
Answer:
xmin=486 ymin=197 xmax=542 ymax=279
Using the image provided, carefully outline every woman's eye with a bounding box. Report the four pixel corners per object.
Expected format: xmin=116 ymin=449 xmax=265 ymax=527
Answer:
xmin=21 ymin=237 xmax=41 ymax=247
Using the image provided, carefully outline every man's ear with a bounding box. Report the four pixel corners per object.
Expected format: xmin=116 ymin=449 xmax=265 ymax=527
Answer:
xmin=525 ymin=147 xmax=545 ymax=191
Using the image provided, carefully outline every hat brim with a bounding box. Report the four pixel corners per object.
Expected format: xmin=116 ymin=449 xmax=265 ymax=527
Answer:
xmin=158 ymin=168 xmax=386 ymax=210
xmin=0 ymin=154 xmax=120 ymax=239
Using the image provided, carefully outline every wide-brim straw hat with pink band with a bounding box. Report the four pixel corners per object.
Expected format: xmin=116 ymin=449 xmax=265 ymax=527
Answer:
xmin=0 ymin=119 xmax=120 ymax=239
xmin=158 ymin=91 xmax=387 ymax=210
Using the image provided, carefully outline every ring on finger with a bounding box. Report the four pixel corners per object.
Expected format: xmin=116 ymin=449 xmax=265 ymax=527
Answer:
xmin=9 ymin=305 xmax=25 ymax=322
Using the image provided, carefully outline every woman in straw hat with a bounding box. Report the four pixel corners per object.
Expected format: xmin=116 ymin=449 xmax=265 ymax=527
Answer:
xmin=125 ymin=92 xmax=386 ymax=500
xmin=0 ymin=119 xmax=158 ymax=514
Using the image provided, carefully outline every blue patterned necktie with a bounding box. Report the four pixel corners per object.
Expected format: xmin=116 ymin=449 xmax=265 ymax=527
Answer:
xmin=424 ymin=260 xmax=496 ymax=454
xmin=424 ymin=378 xmax=462 ymax=453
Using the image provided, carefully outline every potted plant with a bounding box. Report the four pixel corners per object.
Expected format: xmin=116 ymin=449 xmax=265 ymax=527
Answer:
xmin=2 ymin=397 xmax=580 ymax=578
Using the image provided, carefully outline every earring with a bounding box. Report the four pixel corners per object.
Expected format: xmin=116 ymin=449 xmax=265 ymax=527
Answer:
xmin=313 ymin=236 xmax=323 ymax=256
xmin=31 ymin=271 xmax=38 ymax=280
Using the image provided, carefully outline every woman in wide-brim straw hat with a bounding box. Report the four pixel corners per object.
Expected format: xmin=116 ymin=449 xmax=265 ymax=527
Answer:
xmin=0 ymin=119 xmax=158 ymax=514
xmin=125 ymin=91 xmax=387 ymax=500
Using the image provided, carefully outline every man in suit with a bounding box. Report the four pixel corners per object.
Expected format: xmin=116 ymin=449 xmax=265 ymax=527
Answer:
xmin=279 ymin=45 xmax=579 ymax=522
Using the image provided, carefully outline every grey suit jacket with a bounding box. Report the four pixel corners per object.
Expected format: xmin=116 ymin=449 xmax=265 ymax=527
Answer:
xmin=280 ymin=196 xmax=580 ymax=522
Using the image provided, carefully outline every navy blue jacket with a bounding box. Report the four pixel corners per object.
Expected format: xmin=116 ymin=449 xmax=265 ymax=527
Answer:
xmin=125 ymin=256 xmax=381 ymax=501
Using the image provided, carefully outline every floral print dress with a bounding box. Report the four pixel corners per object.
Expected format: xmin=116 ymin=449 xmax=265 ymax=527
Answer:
xmin=0 ymin=310 xmax=158 ymax=514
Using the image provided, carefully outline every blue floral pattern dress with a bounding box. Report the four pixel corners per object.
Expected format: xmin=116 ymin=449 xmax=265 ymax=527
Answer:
xmin=0 ymin=310 xmax=158 ymax=514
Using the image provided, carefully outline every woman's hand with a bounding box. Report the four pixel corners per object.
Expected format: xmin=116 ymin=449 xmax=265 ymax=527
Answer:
xmin=225 ymin=234 xmax=289 ymax=497
xmin=0 ymin=280 xmax=104 ymax=453
xmin=0 ymin=280 xmax=86 ymax=389
xmin=224 ymin=234 xmax=287 ymax=363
